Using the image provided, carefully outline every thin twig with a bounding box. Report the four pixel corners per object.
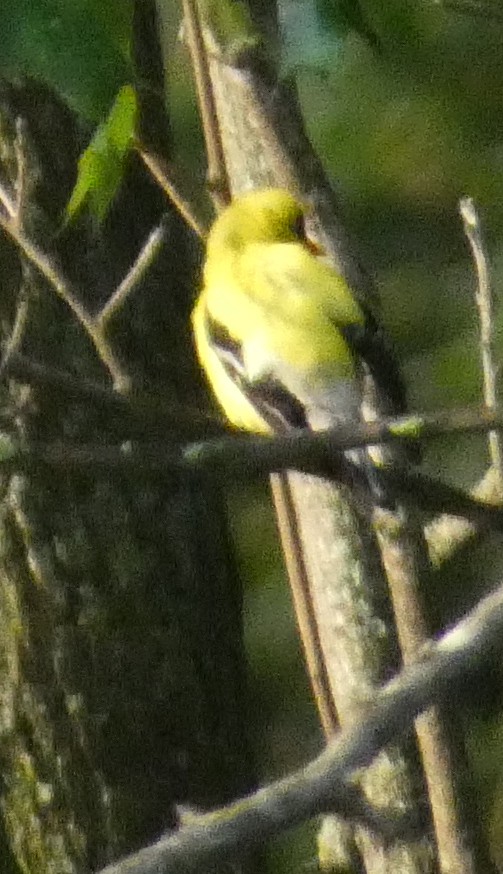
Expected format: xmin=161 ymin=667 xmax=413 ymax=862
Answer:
xmin=0 ymin=117 xmax=131 ymax=391
xmin=98 ymin=217 xmax=169 ymax=329
xmin=2 ymin=353 xmax=221 ymax=438
xmin=460 ymin=195 xmax=503 ymax=487
xmin=13 ymin=117 xmax=29 ymax=229
xmin=0 ymin=118 xmax=31 ymax=375
xmin=2 ymin=431 xmax=503 ymax=531
xmin=181 ymin=0 xmax=230 ymax=206
xmin=4 ymin=354 xmax=134 ymax=408
xmin=0 ymin=291 xmax=29 ymax=378
xmin=0 ymin=180 xmax=16 ymax=218
xmin=270 ymin=473 xmax=339 ymax=738
xmin=373 ymin=502 xmax=477 ymax=874
xmin=136 ymin=146 xmax=207 ymax=238
xmin=0 ymin=213 xmax=130 ymax=393
xmin=96 ymin=575 xmax=503 ymax=874
xmin=189 ymin=405 xmax=503 ymax=472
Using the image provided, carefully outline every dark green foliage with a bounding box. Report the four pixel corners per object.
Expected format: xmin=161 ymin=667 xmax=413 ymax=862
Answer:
xmin=0 ymin=0 xmax=133 ymax=121
xmin=316 ymin=0 xmax=381 ymax=49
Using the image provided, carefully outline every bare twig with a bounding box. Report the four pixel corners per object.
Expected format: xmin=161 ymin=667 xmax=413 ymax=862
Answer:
xmin=0 ymin=179 xmax=16 ymax=218
xmin=0 ymin=118 xmax=31 ymax=375
xmin=270 ymin=473 xmax=338 ymax=739
xmin=4 ymin=354 xmax=132 ymax=407
xmin=460 ymin=195 xmax=503 ymax=487
xmin=181 ymin=0 xmax=230 ymax=206
xmin=0 ymin=291 xmax=29 ymax=378
xmin=2 ymin=353 xmax=222 ymax=439
xmin=0 ymin=213 xmax=130 ymax=393
xmin=136 ymin=146 xmax=207 ymax=238
xmin=96 ymin=575 xmax=503 ymax=874
xmin=98 ymin=217 xmax=169 ymax=329
xmin=0 ymin=116 xmax=134 ymax=390
xmin=13 ymin=117 xmax=31 ymax=229
xmin=2 ymin=426 xmax=503 ymax=532
xmin=373 ymin=502 xmax=477 ymax=874
xmin=9 ymin=355 xmax=503 ymax=460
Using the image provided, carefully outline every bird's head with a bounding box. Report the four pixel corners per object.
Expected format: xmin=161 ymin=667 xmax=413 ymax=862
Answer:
xmin=206 ymin=188 xmax=316 ymax=254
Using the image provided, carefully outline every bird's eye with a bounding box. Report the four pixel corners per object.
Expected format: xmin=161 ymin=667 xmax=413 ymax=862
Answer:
xmin=292 ymin=213 xmax=306 ymax=240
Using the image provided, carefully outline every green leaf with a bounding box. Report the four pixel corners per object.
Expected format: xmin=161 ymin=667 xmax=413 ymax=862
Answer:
xmin=66 ymin=85 xmax=138 ymax=223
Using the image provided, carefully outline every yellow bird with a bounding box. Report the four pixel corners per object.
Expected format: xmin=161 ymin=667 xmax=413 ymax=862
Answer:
xmin=192 ymin=188 xmax=405 ymax=492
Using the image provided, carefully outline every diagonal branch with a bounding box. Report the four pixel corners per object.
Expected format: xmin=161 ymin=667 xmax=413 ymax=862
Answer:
xmin=460 ymin=195 xmax=503 ymax=486
xmin=96 ymin=575 xmax=503 ymax=874
xmin=0 ymin=212 xmax=130 ymax=392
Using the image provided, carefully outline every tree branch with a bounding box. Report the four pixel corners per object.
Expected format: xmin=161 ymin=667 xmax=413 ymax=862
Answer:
xmin=96 ymin=575 xmax=503 ymax=874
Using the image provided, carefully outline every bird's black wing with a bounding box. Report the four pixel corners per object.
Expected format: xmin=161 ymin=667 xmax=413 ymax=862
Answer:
xmin=341 ymin=309 xmax=408 ymax=415
xmin=205 ymin=314 xmax=308 ymax=433
xmin=341 ymin=308 xmax=422 ymax=466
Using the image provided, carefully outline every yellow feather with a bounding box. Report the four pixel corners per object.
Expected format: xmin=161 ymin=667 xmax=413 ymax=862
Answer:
xmin=193 ymin=188 xmax=366 ymax=432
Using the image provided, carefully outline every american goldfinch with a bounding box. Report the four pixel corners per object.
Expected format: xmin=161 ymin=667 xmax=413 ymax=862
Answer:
xmin=192 ymin=188 xmax=405 ymax=492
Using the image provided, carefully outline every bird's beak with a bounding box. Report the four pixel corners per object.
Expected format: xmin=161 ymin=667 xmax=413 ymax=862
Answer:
xmin=305 ymin=236 xmax=325 ymax=256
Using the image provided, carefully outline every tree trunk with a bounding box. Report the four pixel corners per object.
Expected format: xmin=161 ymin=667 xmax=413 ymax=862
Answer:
xmin=0 ymin=75 xmax=255 ymax=873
